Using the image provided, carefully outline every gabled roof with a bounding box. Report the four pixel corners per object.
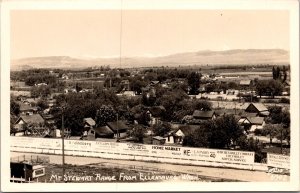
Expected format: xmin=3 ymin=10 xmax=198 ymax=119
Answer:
xmin=25 ymin=98 xmax=39 ymax=104
xmin=93 ymin=126 xmax=114 ymax=136
xmin=246 ymin=103 xmax=268 ymax=112
xmin=83 ymin=118 xmax=96 ymax=127
xmin=17 ymin=102 xmax=34 ymax=112
xmin=246 ymin=117 xmax=265 ymax=125
xmin=150 ymin=81 xmax=160 ymax=85
xmin=176 ymin=125 xmax=199 ymax=136
xmin=107 ymin=121 xmax=129 ymax=132
xmin=15 ymin=114 xmax=45 ymax=125
xmin=192 ymin=110 xmax=215 ymax=119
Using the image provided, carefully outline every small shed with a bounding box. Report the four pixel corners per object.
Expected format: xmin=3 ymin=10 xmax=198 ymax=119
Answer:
xmin=152 ymin=136 xmax=166 ymax=145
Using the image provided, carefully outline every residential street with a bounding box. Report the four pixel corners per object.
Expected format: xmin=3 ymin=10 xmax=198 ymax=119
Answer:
xmin=10 ymin=151 xmax=289 ymax=182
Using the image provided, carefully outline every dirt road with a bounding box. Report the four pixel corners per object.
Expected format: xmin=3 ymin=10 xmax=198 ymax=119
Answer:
xmin=10 ymin=151 xmax=289 ymax=182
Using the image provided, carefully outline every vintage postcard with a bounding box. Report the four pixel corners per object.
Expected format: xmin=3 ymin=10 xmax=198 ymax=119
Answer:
xmin=1 ymin=0 xmax=299 ymax=192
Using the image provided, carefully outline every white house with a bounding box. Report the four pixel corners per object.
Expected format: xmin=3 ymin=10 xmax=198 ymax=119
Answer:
xmin=239 ymin=117 xmax=265 ymax=132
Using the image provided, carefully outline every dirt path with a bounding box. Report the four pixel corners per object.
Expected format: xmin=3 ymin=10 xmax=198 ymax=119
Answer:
xmin=10 ymin=151 xmax=289 ymax=182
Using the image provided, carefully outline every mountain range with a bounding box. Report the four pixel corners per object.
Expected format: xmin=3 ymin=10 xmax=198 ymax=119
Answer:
xmin=11 ymin=49 xmax=289 ymax=70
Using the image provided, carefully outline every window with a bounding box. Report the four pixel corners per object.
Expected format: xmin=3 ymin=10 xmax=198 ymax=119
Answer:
xmin=91 ymin=130 xmax=95 ymax=135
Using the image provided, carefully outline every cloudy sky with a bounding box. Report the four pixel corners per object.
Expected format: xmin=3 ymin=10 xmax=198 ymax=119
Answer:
xmin=10 ymin=10 xmax=289 ymax=59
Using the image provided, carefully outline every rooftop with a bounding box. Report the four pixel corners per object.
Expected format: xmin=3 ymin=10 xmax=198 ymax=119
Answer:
xmin=247 ymin=117 xmax=265 ymax=125
xmin=192 ymin=110 xmax=215 ymax=119
xmin=16 ymin=114 xmax=45 ymax=125
xmin=84 ymin=117 xmax=96 ymax=127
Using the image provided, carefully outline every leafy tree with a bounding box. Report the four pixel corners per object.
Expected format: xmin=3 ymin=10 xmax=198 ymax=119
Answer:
xmin=31 ymin=86 xmax=51 ymax=98
xmin=261 ymin=124 xmax=279 ymax=144
xmin=156 ymin=89 xmax=189 ymax=121
xmin=228 ymin=81 xmax=239 ymax=90
xmin=272 ymin=66 xmax=276 ymax=79
xmin=238 ymin=137 xmax=264 ymax=162
xmin=37 ymin=99 xmax=49 ymax=110
xmin=95 ymin=105 xmax=117 ymax=127
xmin=130 ymin=79 xmax=147 ymax=95
xmin=194 ymin=100 xmax=212 ymax=111
xmin=75 ymin=83 xmax=82 ymax=92
xmin=182 ymin=135 xmax=196 ymax=147
xmin=187 ymin=72 xmax=201 ymax=95
xmin=10 ymin=100 xmax=20 ymax=116
xmin=183 ymin=115 xmax=245 ymax=149
xmin=267 ymin=106 xmax=290 ymax=127
xmin=152 ymin=122 xmax=171 ymax=136
xmin=255 ymin=80 xmax=283 ymax=98
xmin=282 ymin=66 xmax=287 ymax=82
xmin=129 ymin=125 xmax=145 ymax=143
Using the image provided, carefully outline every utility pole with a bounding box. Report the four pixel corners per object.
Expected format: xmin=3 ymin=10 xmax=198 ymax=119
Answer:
xmin=61 ymin=107 xmax=65 ymax=182
xmin=116 ymin=113 xmax=119 ymax=141
xmin=280 ymin=127 xmax=283 ymax=154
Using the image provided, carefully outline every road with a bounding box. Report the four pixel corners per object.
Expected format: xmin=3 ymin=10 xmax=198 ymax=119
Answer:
xmin=10 ymin=151 xmax=289 ymax=182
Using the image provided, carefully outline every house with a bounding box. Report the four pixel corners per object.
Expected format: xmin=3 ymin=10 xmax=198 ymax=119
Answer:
xmin=245 ymin=103 xmax=269 ymax=116
xmin=164 ymin=125 xmax=198 ymax=144
xmin=147 ymin=106 xmax=166 ymax=125
xmin=17 ymin=102 xmax=38 ymax=115
xmin=149 ymin=81 xmax=160 ymax=86
xmin=35 ymin=83 xmax=48 ymax=87
xmin=22 ymin=98 xmax=39 ymax=105
xmin=13 ymin=114 xmax=45 ymax=136
xmin=117 ymin=91 xmax=136 ymax=97
xmin=83 ymin=118 xmax=96 ymax=129
xmin=62 ymin=74 xmax=69 ymax=80
xmin=238 ymin=117 xmax=265 ymax=132
xmin=43 ymin=114 xmax=55 ymax=126
xmin=152 ymin=136 xmax=166 ymax=145
xmin=86 ymin=126 xmax=114 ymax=140
xmin=192 ymin=110 xmax=216 ymax=120
xmin=64 ymin=88 xmax=77 ymax=93
xmin=240 ymin=80 xmax=252 ymax=88
xmin=106 ymin=121 xmax=129 ymax=138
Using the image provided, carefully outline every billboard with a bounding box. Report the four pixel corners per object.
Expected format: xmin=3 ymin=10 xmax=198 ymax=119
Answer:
xmin=267 ymin=153 xmax=290 ymax=169
xmin=10 ymin=137 xmax=255 ymax=166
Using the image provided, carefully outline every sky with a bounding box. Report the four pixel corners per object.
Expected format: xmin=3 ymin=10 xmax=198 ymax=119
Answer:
xmin=10 ymin=10 xmax=289 ymax=59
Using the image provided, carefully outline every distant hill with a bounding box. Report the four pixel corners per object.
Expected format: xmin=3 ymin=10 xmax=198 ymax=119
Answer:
xmin=11 ymin=49 xmax=289 ymax=70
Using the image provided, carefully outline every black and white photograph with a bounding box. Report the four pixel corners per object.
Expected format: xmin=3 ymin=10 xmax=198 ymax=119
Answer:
xmin=1 ymin=0 xmax=299 ymax=191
